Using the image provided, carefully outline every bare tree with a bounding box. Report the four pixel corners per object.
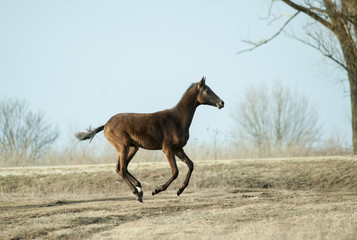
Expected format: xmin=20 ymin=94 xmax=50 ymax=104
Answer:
xmin=232 ymin=82 xmax=321 ymax=157
xmin=0 ymin=98 xmax=58 ymax=166
xmin=239 ymin=0 xmax=357 ymax=154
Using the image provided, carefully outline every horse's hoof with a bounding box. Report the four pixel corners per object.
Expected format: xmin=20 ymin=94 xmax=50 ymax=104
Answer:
xmin=137 ymin=196 xmax=143 ymax=203
xmin=177 ymin=189 xmax=183 ymax=196
xmin=136 ymin=187 xmax=143 ymax=198
xmin=152 ymin=189 xmax=160 ymax=196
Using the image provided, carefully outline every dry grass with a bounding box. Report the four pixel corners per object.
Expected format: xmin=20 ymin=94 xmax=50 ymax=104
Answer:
xmin=2 ymin=129 xmax=351 ymax=167
xmin=1 ymin=156 xmax=357 ymax=239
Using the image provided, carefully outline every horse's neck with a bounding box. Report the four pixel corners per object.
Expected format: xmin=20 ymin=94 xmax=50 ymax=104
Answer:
xmin=173 ymin=89 xmax=199 ymax=131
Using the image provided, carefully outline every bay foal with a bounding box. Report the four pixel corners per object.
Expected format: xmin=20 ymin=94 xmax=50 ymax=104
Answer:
xmin=75 ymin=77 xmax=224 ymax=202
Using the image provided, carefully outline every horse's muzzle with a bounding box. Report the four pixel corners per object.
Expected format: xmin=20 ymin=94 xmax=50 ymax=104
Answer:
xmin=216 ymin=100 xmax=224 ymax=109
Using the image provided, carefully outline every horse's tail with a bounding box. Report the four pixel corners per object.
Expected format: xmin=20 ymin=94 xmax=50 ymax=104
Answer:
xmin=75 ymin=125 xmax=104 ymax=143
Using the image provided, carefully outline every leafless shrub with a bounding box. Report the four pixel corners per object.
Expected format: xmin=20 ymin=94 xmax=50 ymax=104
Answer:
xmin=316 ymin=131 xmax=352 ymax=156
xmin=0 ymin=98 xmax=58 ymax=166
xmin=232 ymin=82 xmax=321 ymax=157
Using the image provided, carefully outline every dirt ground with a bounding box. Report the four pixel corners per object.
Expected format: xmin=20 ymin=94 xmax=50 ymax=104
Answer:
xmin=1 ymin=157 xmax=357 ymax=240
xmin=1 ymin=189 xmax=357 ymax=240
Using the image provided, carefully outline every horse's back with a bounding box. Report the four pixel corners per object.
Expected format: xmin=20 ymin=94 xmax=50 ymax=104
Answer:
xmin=104 ymin=112 xmax=169 ymax=150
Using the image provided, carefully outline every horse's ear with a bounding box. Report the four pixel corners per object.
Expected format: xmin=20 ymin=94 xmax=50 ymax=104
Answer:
xmin=198 ymin=76 xmax=206 ymax=89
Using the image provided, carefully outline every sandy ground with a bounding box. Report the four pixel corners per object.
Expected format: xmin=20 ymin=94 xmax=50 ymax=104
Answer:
xmin=1 ymin=157 xmax=357 ymax=239
xmin=2 ymin=189 xmax=357 ymax=239
xmin=92 ymin=190 xmax=357 ymax=240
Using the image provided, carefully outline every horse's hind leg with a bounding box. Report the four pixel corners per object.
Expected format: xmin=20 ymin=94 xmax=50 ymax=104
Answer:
xmin=125 ymin=146 xmax=143 ymax=197
xmin=175 ymin=149 xmax=194 ymax=196
xmin=116 ymin=146 xmax=143 ymax=203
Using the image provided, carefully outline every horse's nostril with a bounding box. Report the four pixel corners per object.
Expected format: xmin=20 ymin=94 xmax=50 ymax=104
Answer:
xmin=217 ymin=100 xmax=224 ymax=109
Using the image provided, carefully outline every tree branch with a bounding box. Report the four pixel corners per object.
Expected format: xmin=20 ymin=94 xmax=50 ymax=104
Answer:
xmin=237 ymin=11 xmax=300 ymax=55
xmin=341 ymin=0 xmax=357 ymax=26
xmin=281 ymin=0 xmax=333 ymax=30
xmin=291 ymin=34 xmax=348 ymax=71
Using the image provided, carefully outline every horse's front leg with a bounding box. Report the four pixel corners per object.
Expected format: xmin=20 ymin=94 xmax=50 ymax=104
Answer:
xmin=152 ymin=147 xmax=179 ymax=196
xmin=175 ymin=148 xmax=194 ymax=196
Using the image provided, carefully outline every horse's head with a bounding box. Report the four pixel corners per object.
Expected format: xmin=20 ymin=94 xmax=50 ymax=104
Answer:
xmin=197 ymin=77 xmax=224 ymax=109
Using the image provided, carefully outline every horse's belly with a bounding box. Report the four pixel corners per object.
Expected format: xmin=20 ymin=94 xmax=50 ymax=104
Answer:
xmin=130 ymin=134 xmax=162 ymax=150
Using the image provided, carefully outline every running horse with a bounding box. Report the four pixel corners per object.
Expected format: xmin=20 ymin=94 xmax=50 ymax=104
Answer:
xmin=75 ymin=77 xmax=224 ymax=202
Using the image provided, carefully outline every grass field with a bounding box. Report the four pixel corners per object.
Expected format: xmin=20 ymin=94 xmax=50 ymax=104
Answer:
xmin=1 ymin=156 xmax=357 ymax=239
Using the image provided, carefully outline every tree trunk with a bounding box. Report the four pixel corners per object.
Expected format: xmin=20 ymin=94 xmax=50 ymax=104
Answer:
xmin=344 ymin=50 xmax=357 ymax=154
xmin=349 ymin=73 xmax=357 ymax=154
xmin=335 ymin=20 xmax=357 ymax=154
xmin=338 ymin=34 xmax=357 ymax=154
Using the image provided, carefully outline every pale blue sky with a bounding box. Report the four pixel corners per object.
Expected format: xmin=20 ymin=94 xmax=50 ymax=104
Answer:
xmin=0 ymin=0 xmax=351 ymax=148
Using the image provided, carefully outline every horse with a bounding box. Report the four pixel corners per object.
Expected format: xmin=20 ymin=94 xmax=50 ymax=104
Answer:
xmin=75 ymin=77 xmax=224 ymax=202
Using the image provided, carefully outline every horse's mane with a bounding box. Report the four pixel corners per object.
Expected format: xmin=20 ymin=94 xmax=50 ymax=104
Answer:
xmin=173 ymin=82 xmax=198 ymax=109
xmin=181 ymin=83 xmax=196 ymax=99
